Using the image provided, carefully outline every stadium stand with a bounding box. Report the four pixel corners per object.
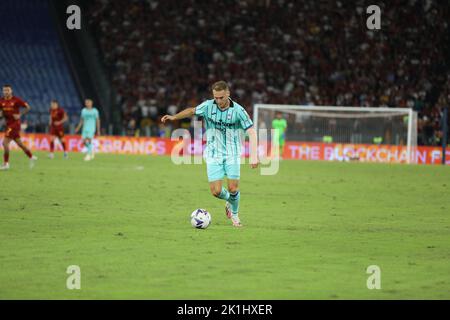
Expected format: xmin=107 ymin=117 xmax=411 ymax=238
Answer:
xmin=87 ymin=0 xmax=449 ymax=144
xmin=0 ymin=0 xmax=81 ymax=133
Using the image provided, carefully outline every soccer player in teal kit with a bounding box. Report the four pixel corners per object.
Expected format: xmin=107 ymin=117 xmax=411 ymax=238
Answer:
xmin=162 ymin=81 xmax=259 ymax=227
xmin=75 ymin=99 xmax=100 ymax=161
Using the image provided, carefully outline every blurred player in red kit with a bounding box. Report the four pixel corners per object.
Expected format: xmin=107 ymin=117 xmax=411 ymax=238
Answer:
xmin=49 ymin=100 xmax=69 ymax=159
xmin=0 ymin=85 xmax=38 ymax=170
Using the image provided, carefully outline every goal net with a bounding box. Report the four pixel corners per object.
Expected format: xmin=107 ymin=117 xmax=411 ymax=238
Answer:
xmin=254 ymin=105 xmax=418 ymax=164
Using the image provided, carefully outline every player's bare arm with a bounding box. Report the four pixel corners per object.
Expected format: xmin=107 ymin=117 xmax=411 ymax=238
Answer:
xmin=75 ymin=119 xmax=83 ymax=133
xmin=161 ymin=107 xmax=195 ymax=124
xmin=22 ymin=102 xmax=31 ymax=115
xmin=247 ymin=127 xmax=259 ymax=169
xmin=96 ymin=118 xmax=101 ymax=136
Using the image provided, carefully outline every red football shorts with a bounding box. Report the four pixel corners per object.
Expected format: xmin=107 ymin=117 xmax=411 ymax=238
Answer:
xmin=5 ymin=124 xmax=21 ymax=140
xmin=50 ymin=126 xmax=65 ymax=138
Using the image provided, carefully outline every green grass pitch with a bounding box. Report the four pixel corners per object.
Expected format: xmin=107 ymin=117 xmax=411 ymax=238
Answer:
xmin=0 ymin=151 xmax=449 ymax=299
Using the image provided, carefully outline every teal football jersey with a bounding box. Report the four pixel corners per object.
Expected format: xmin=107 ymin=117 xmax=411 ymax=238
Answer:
xmin=81 ymin=108 xmax=99 ymax=132
xmin=195 ymin=99 xmax=253 ymax=159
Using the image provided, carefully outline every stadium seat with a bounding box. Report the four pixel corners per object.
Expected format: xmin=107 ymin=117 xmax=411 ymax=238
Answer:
xmin=0 ymin=0 xmax=81 ymax=132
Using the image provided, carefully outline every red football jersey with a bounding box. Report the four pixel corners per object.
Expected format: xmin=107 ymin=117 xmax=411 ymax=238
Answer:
xmin=50 ymin=107 xmax=66 ymax=128
xmin=0 ymin=96 xmax=27 ymax=127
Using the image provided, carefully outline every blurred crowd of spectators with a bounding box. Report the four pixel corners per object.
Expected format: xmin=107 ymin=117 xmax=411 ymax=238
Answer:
xmin=87 ymin=0 xmax=449 ymax=145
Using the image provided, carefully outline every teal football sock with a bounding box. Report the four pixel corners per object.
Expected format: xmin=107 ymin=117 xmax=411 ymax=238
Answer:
xmin=86 ymin=142 xmax=93 ymax=155
xmin=229 ymin=191 xmax=240 ymax=215
xmin=217 ymin=187 xmax=230 ymax=201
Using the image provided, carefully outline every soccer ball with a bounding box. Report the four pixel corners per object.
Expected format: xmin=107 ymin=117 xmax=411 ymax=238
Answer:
xmin=190 ymin=209 xmax=211 ymax=229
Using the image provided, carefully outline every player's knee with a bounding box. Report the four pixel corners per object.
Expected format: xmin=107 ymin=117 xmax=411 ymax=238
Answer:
xmin=228 ymin=182 xmax=239 ymax=194
xmin=210 ymin=187 xmax=222 ymax=198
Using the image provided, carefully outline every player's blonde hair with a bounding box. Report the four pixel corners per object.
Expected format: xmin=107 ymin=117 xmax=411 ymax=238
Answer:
xmin=211 ymin=81 xmax=229 ymax=92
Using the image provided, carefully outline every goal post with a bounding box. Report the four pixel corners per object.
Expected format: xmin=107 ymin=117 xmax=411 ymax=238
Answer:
xmin=253 ymin=104 xmax=418 ymax=164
